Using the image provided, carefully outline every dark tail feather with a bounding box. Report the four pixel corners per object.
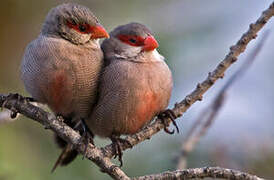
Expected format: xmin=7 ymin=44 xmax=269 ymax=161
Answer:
xmin=52 ymin=118 xmax=81 ymax=172
xmin=51 ymin=144 xmax=78 ymax=173
xmin=54 ymin=134 xmax=67 ymax=149
xmin=51 ymin=118 xmax=89 ymax=172
xmin=59 ymin=148 xmax=78 ymax=166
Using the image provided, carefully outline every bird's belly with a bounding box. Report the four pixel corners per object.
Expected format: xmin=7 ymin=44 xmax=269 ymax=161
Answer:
xmin=46 ymin=70 xmax=74 ymax=117
xmin=124 ymin=90 xmax=160 ymax=134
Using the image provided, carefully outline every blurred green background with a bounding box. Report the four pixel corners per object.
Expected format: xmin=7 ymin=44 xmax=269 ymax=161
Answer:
xmin=0 ymin=0 xmax=274 ymax=179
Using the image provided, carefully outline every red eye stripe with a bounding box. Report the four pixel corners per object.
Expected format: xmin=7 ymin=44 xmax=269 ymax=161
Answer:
xmin=118 ymin=35 xmax=145 ymax=47
xmin=66 ymin=21 xmax=92 ymax=34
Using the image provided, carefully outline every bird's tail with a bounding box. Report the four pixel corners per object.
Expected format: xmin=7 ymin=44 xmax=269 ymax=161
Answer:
xmin=51 ymin=142 xmax=78 ymax=173
xmin=51 ymin=118 xmax=91 ymax=172
xmin=51 ymin=117 xmax=80 ymax=173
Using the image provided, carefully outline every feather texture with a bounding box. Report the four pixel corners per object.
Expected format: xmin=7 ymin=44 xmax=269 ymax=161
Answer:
xmin=21 ymin=35 xmax=103 ymax=119
xmin=89 ymin=55 xmax=173 ymax=137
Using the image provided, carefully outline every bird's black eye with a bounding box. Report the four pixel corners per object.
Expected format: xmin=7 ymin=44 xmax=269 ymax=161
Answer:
xmin=129 ymin=38 xmax=136 ymax=43
xmin=79 ymin=24 xmax=87 ymax=32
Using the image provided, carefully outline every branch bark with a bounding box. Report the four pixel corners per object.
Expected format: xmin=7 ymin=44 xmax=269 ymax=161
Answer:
xmin=0 ymin=95 xmax=130 ymax=180
xmin=134 ymin=167 xmax=264 ymax=180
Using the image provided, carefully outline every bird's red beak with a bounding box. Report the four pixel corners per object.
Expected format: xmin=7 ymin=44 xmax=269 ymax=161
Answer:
xmin=90 ymin=25 xmax=109 ymax=39
xmin=142 ymin=35 xmax=159 ymax=51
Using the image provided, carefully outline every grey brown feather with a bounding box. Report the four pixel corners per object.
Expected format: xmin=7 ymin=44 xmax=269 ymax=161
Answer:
xmin=20 ymin=3 xmax=104 ymax=170
xmin=88 ymin=22 xmax=173 ymax=137
xmin=42 ymin=3 xmax=99 ymax=45
xmin=21 ymin=28 xmax=103 ymax=119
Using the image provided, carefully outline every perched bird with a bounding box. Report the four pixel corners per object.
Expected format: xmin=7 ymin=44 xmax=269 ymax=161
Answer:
xmin=20 ymin=3 xmax=109 ymax=171
xmin=88 ymin=22 xmax=174 ymax=164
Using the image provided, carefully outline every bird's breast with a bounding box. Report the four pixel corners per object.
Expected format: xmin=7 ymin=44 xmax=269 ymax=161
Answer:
xmin=127 ymin=90 xmax=159 ymax=134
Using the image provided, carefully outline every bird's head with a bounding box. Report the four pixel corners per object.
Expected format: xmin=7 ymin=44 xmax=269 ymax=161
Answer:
xmin=42 ymin=3 xmax=109 ymax=45
xmin=102 ymin=22 xmax=162 ymax=61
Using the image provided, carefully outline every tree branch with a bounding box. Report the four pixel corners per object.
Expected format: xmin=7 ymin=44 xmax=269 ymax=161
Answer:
xmin=0 ymin=95 xmax=130 ymax=180
xmin=102 ymin=1 xmax=274 ymax=159
xmin=134 ymin=167 xmax=264 ymax=180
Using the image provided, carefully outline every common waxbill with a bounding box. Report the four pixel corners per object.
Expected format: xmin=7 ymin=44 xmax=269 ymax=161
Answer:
xmin=88 ymin=22 xmax=173 ymax=163
xmin=20 ymin=3 xmax=109 ymax=171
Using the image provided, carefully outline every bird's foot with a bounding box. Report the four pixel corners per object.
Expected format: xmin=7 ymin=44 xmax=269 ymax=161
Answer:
xmin=110 ymin=135 xmax=132 ymax=167
xmin=79 ymin=119 xmax=94 ymax=160
xmin=158 ymin=109 xmax=179 ymax=134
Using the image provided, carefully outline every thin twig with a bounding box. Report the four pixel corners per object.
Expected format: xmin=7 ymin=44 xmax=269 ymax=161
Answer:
xmin=0 ymin=102 xmax=46 ymax=124
xmin=176 ymin=31 xmax=270 ymax=169
xmin=177 ymin=94 xmax=226 ymax=169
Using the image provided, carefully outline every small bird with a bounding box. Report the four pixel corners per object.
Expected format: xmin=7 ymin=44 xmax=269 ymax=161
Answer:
xmin=20 ymin=3 xmax=109 ymax=171
xmin=87 ymin=22 xmax=174 ymax=164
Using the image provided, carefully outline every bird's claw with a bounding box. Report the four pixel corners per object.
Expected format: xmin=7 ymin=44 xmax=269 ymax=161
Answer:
xmin=80 ymin=132 xmax=93 ymax=160
xmin=79 ymin=119 xmax=94 ymax=160
xmin=110 ymin=135 xmax=132 ymax=167
xmin=158 ymin=109 xmax=179 ymax=134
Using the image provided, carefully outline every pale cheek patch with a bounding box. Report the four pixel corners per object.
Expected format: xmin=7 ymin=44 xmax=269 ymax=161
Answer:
xmin=152 ymin=50 xmax=165 ymax=62
xmin=121 ymin=45 xmax=142 ymax=58
xmin=89 ymin=39 xmax=100 ymax=48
